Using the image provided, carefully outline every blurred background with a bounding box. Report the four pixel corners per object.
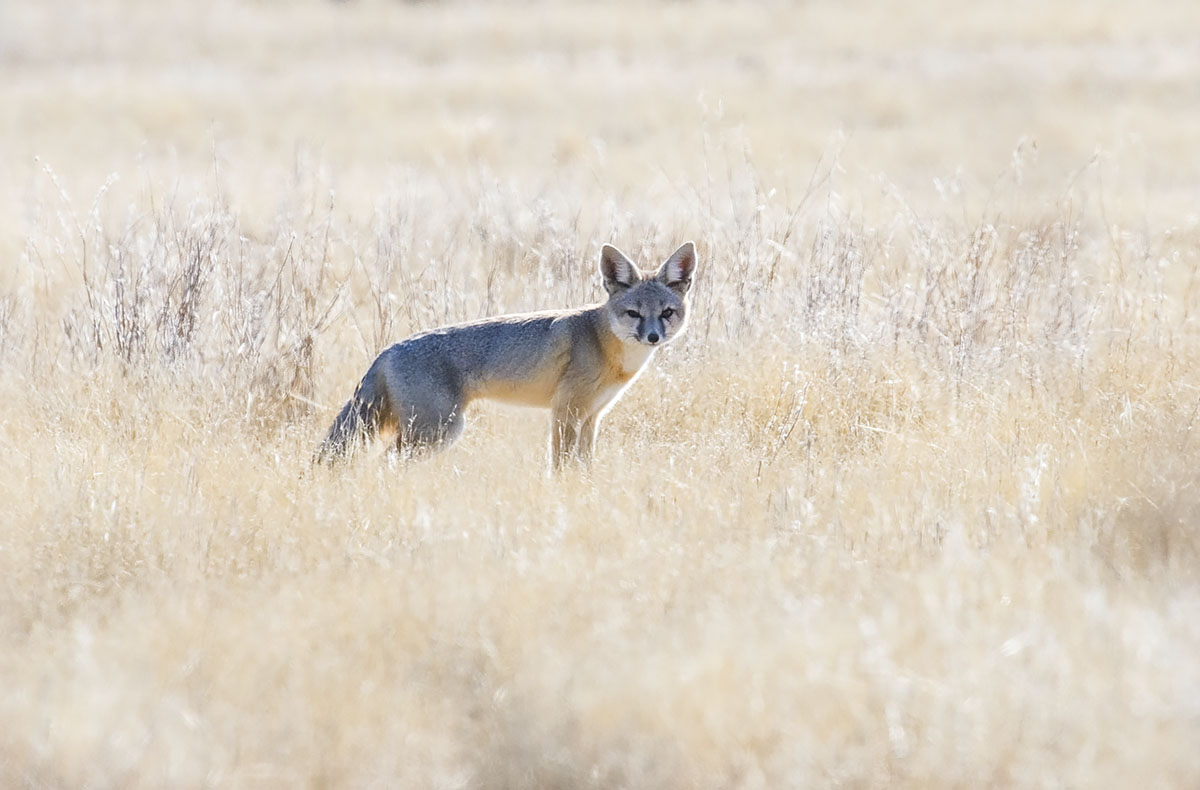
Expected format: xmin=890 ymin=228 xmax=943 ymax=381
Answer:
xmin=5 ymin=0 xmax=1200 ymax=251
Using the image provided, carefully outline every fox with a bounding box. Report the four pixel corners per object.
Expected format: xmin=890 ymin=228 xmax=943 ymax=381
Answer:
xmin=317 ymin=241 xmax=698 ymax=469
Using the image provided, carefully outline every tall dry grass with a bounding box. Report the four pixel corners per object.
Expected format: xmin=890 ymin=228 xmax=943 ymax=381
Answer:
xmin=3 ymin=0 xmax=1200 ymax=787
xmin=2 ymin=147 xmax=1199 ymax=787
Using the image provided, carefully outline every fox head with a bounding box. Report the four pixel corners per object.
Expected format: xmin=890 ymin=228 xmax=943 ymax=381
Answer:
xmin=599 ymin=241 xmax=697 ymax=348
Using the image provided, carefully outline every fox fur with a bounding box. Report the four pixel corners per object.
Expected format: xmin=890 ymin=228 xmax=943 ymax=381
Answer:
xmin=317 ymin=241 xmax=697 ymax=468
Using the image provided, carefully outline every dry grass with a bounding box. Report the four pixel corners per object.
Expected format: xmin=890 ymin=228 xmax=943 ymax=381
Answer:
xmin=3 ymin=0 xmax=1200 ymax=787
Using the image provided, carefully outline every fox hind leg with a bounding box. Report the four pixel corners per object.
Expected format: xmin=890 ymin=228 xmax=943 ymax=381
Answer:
xmin=394 ymin=406 xmax=465 ymax=459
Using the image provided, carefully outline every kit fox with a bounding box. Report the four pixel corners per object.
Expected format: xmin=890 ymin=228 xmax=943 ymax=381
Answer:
xmin=317 ymin=241 xmax=698 ymax=468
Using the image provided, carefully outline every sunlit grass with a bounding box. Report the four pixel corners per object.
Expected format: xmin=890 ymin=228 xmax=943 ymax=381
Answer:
xmin=2 ymin=0 xmax=1200 ymax=787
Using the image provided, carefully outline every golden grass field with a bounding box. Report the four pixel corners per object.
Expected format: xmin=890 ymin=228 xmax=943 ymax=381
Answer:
xmin=3 ymin=0 xmax=1200 ymax=786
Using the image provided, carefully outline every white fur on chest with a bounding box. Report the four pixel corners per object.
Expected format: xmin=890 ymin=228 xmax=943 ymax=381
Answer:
xmin=620 ymin=342 xmax=657 ymax=375
xmin=590 ymin=379 xmax=631 ymax=418
xmin=589 ymin=343 xmax=656 ymax=417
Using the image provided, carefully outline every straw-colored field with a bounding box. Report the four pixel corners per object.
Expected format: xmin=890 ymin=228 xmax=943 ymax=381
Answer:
xmin=2 ymin=0 xmax=1199 ymax=787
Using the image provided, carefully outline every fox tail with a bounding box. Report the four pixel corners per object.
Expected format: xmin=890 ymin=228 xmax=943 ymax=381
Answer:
xmin=316 ymin=372 xmax=388 ymax=464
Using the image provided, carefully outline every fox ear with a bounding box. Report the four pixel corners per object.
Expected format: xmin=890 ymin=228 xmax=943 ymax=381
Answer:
xmin=656 ymin=241 xmax=696 ymax=295
xmin=600 ymin=244 xmax=641 ymax=294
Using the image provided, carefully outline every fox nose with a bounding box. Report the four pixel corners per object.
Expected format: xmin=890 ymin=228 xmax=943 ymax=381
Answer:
xmin=646 ymin=332 xmax=660 ymax=344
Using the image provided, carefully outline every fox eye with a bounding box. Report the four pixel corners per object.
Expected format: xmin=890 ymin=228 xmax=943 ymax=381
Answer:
xmin=661 ymin=308 xmax=675 ymax=319
xmin=625 ymin=310 xmax=641 ymax=320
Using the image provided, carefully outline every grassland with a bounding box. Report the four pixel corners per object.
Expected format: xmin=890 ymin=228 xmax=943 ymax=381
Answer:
xmin=2 ymin=0 xmax=1199 ymax=787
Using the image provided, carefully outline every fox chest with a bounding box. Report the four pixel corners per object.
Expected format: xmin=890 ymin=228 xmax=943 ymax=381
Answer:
xmin=619 ymin=343 xmax=657 ymax=375
xmin=589 ymin=345 xmax=656 ymax=416
xmin=583 ymin=379 xmax=630 ymax=419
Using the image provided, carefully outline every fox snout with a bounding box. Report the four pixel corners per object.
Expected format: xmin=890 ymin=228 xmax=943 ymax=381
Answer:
xmin=641 ymin=320 xmax=663 ymax=345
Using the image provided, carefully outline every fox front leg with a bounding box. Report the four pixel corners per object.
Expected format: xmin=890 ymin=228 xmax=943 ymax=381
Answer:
xmin=551 ymin=416 xmax=578 ymax=470
xmin=551 ymin=401 xmax=599 ymax=469
xmin=575 ymin=415 xmax=599 ymax=462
